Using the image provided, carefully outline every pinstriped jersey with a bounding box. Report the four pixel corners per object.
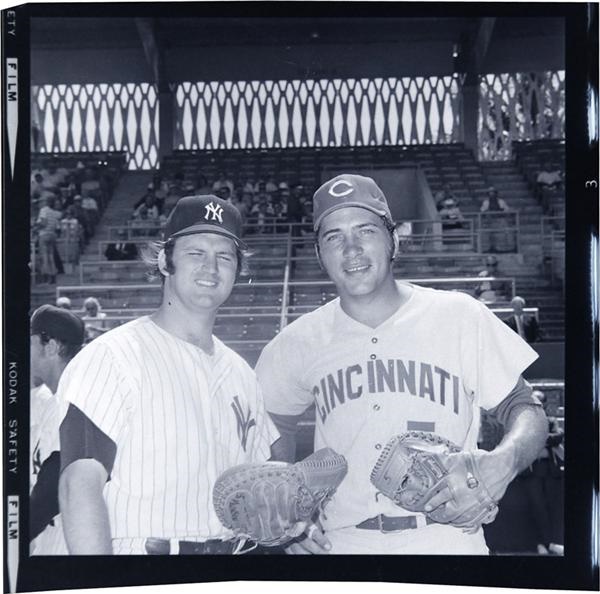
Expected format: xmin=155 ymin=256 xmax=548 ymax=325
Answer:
xmin=57 ymin=316 xmax=279 ymax=542
xmin=256 ymin=283 xmax=538 ymax=534
xmin=30 ymin=385 xmax=68 ymax=555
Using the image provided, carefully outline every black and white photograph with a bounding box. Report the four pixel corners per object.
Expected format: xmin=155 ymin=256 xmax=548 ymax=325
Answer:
xmin=2 ymin=3 xmax=598 ymax=593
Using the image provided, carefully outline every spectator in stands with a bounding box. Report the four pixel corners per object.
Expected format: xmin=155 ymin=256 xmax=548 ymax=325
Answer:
xmin=270 ymin=193 xmax=287 ymax=232
xmin=299 ymin=198 xmax=313 ymax=235
xmin=81 ymin=192 xmax=100 ymax=228
xmin=475 ymin=255 xmax=503 ymax=303
xmin=231 ymin=191 xmax=249 ymax=225
xmin=434 ymin=184 xmax=458 ymax=210
xmin=35 ymin=196 xmax=63 ymax=284
xmin=520 ymin=389 xmax=564 ymax=555
xmin=254 ymin=179 xmax=269 ymax=197
xmin=131 ymin=204 xmax=158 ymax=237
xmin=536 ymin=164 xmax=563 ymax=192
xmin=134 ymin=185 xmax=157 ymax=212
xmin=80 ymin=168 xmax=101 ymax=202
xmin=134 ymin=194 xmax=160 ymax=221
xmin=438 ymin=197 xmax=465 ymax=230
xmin=217 ymin=185 xmax=232 ymax=203
xmin=169 ymin=171 xmax=186 ymax=198
xmin=480 ymin=187 xmax=513 ymax=253
xmin=42 ymin=160 xmax=68 ymax=189
xmin=60 ymin=173 xmax=79 ymax=208
xmin=241 ymin=177 xmax=256 ymax=196
xmin=212 ymin=171 xmax=234 ymax=195
xmin=504 ymin=296 xmax=542 ymax=343
xmin=56 ymin=296 xmax=72 ymax=310
xmin=31 ymin=172 xmax=45 ymax=200
xmin=287 ymin=183 xmax=306 ymax=231
xmin=81 ymin=297 xmax=108 ymax=342
xmin=195 ymin=173 xmax=211 ymax=195
xmin=105 ymin=229 xmax=138 ymax=261
xmin=60 ymin=206 xmax=83 ymax=266
xmin=480 ymin=186 xmax=509 ymax=214
xmin=71 ymin=196 xmax=92 ymax=243
xmin=250 ymin=194 xmax=275 ymax=234
xmin=152 ymin=174 xmax=169 ymax=210
xmin=265 ymin=174 xmax=278 ymax=194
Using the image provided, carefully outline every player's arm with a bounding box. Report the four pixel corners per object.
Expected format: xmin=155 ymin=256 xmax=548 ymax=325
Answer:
xmin=58 ymin=404 xmax=116 ymax=554
xmin=482 ymin=377 xmax=548 ymax=499
xmin=268 ymin=412 xmax=302 ymax=463
xmin=424 ymin=376 xmax=548 ymax=513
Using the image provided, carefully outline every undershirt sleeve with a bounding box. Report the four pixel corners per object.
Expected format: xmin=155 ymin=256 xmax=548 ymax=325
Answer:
xmin=487 ymin=376 xmax=543 ymax=426
xmin=29 ymin=451 xmax=60 ymax=541
xmin=59 ymin=404 xmax=117 ymax=477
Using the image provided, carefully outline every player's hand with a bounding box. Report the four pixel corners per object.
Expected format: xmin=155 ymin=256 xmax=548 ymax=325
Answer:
xmin=423 ymin=448 xmax=517 ymax=514
xmin=284 ymin=522 xmax=331 ymax=555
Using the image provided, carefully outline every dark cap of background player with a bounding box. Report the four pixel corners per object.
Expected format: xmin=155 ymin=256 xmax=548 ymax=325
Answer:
xmin=163 ymin=195 xmax=246 ymax=249
xmin=31 ymin=304 xmax=85 ymax=347
xmin=312 ymin=174 xmax=392 ymax=231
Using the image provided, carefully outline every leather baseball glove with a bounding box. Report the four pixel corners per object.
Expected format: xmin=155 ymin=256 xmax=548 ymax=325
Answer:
xmin=213 ymin=448 xmax=348 ymax=546
xmin=370 ymin=431 xmax=499 ymax=532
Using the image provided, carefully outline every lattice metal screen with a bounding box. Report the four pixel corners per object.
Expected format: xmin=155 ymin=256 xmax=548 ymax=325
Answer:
xmin=478 ymin=71 xmax=565 ymax=161
xmin=174 ymin=77 xmax=463 ymax=150
xmin=32 ymin=83 xmax=160 ymax=169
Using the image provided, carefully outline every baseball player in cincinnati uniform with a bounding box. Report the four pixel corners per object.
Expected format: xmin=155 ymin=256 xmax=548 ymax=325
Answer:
xmin=58 ymin=195 xmax=279 ymax=555
xmin=30 ymin=305 xmax=85 ymax=555
xmin=255 ymin=174 xmax=548 ymax=554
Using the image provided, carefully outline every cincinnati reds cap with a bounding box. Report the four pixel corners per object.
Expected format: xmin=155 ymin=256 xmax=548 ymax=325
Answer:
xmin=164 ymin=195 xmax=246 ymax=248
xmin=31 ymin=304 xmax=85 ymax=346
xmin=313 ymin=174 xmax=392 ymax=231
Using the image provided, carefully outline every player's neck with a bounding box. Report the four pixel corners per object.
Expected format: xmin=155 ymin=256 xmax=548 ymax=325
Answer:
xmin=46 ymin=361 xmax=67 ymax=393
xmin=152 ymin=301 xmax=217 ymax=354
xmin=339 ymin=278 xmax=409 ymax=329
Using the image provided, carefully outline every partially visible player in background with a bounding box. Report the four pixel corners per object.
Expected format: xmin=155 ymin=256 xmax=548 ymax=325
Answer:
xmin=256 ymin=174 xmax=548 ymax=555
xmin=58 ymin=195 xmax=279 ymax=555
xmin=30 ymin=304 xmax=85 ymax=554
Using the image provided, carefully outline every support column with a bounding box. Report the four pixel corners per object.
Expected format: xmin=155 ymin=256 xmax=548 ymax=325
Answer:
xmin=158 ymin=88 xmax=174 ymax=162
xmin=462 ymin=83 xmax=479 ymax=159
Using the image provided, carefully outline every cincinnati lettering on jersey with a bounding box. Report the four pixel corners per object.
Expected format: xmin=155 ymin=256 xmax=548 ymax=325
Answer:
xmin=312 ymin=359 xmax=462 ymax=424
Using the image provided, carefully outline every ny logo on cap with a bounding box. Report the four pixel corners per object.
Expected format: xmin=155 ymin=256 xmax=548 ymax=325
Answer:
xmin=205 ymin=201 xmax=224 ymax=223
xmin=328 ymin=179 xmax=354 ymax=198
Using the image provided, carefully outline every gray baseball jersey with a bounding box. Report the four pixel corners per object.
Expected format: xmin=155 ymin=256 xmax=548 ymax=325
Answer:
xmin=256 ymin=283 xmax=538 ymax=552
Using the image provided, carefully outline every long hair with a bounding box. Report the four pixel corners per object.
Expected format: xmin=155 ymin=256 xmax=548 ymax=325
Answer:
xmin=141 ymin=237 xmax=252 ymax=283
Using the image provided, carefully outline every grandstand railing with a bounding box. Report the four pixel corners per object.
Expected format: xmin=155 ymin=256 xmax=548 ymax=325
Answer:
xmin=102 ymin=215 xmax=514 ymax=257
xmin=57 ymin=276 xmax=516 ymax=307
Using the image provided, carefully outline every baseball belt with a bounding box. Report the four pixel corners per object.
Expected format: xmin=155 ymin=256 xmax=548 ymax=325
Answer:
xmin=356 ymin=514 xmax=437 ymax=533
xmin=145 ymin=537 xmax=237 ymax=555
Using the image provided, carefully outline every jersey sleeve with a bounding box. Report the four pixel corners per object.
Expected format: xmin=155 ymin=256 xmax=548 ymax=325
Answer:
xmin=245 ymin=380 xmax=280 ymax=463
xmin=461 ymin=299 xmax=539 ymax=411
xmin=255 ymin=331 xmax=315 ymax=416
xmin=57 ymin=340 xmax=133 ymax=444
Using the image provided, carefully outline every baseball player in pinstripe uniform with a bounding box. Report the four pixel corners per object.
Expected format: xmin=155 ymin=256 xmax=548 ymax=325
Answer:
xmin=57 ymin=195 xmax=279 ymax=555
xmin=256 ymin=174 xmax=548 ymax=554
xmin=30 ymin=305 xmax=85 ymax=555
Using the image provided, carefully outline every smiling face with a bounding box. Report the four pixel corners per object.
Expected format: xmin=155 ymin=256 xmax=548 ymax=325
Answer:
xmin=317 ymin=207 xmax=395 ymax=301
xmin=164 ymin=233 xmax=238 ymax=314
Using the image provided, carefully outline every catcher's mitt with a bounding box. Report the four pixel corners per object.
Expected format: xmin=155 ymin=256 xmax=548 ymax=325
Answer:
xmin=370 ymin=431 xmax=498 ymax=532
xmin=213 ymin=448 xmax=348 ymax=546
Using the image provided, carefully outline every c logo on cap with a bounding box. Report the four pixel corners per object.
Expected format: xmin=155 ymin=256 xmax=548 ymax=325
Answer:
xmin=328 ymin=180 xmax=354 ymax=198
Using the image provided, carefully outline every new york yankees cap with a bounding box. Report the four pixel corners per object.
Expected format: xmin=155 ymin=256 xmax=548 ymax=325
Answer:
xmin=313 ymin=174 xmax=392 ymax=231
xmin=31 ymin=304 xmax=85 ymax=347
xmin=164 ymin=195 xmax=246 ymax=248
